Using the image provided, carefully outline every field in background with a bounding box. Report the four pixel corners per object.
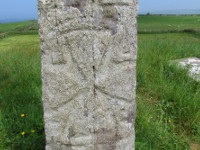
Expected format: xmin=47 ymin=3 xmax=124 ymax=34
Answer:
xmin=138 ymin=15 xmax=200 ymax=33
xmin=0 ymin=20 xmax=38 ymax=32
xmin=0 ymin=16 xmax=199 ymax=150
xmin=0 ymin=20 xmax=38 ymax=40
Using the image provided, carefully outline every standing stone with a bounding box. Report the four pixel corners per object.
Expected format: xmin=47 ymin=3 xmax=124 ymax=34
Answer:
xmin=38 ymin=0 xmax=138 ymax=149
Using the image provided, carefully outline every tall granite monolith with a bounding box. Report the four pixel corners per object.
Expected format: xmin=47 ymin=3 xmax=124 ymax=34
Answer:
xmin=38 ymin=0 xmax=137 ymax=149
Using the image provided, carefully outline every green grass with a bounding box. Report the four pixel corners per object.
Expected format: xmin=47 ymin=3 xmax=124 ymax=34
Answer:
xmin=0 ymin=35 xmax=45 ymax=149
xmin=0 ymin=16 xmax=200 ymax=149
xmin=0 ymin=20 xmax=38 ymax=39
xmin=136 ymin=33 xmax=200 ymax=149
xmin=0 ymin=111 xmax=6 ymax=150
xmin=137 ymin=17 xmax=200 ymax=149
xmin=0 ymin=20 xmax=38 ymax=32
xmin=138 ymin=15 xmax=200 ymax=33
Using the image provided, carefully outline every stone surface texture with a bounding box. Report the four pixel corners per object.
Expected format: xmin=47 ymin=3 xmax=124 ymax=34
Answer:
xmin=38 ymin=0 xmax=138 ymax=149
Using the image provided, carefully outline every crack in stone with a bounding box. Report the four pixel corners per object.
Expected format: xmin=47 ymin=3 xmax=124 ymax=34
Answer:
xmin=53 ymin=0 xmax=59 ymax=45
xmin=92 ymin=41 xmax=97 ymax=98
xmin=93 ymin=66 xmax=97 ymax=98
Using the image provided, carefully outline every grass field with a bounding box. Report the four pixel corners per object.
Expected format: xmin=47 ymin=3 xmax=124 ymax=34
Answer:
xmin=136 ymin=33 xmax=200 ymax=150
xmin=0 ymin=20 xmax=37 ymax=32
xmin=0 ymin=34 xmax=45 ymax=149
xmin=0 ymin=20 xmax=38 ymax=39
xmin=138 ymin=15 xmax=200 ymax=33
xmin=0 ymin=16 xmax=200 ymax=150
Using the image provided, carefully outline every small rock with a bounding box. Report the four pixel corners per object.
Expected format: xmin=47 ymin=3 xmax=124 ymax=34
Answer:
xmin=172 ymin=57 xmax=200 ymax=81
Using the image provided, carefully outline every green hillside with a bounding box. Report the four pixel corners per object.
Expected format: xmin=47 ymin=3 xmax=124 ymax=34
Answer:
xmin=0 ymin=20 xmax=38 ymax=39
xmin=0 ymin=20 xmax=38 ymax=32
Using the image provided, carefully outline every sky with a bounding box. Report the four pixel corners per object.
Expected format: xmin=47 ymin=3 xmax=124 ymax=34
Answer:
xmin=139 ymin=0 xmax=200 ymax=13
xmin=0 ymin=0 xmax=38 ymax=20
xmin=0 ymin=0 xmax=200 ymax=20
